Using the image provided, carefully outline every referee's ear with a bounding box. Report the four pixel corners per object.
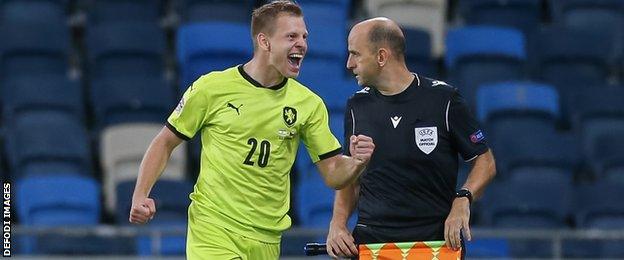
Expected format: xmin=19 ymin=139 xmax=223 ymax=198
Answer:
xmin=377 ymin=48 xmax=389 ymax=67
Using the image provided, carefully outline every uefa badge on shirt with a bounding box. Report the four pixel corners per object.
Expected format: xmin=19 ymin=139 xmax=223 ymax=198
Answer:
xmin=415 ymin=127 xmax=438 ymax=154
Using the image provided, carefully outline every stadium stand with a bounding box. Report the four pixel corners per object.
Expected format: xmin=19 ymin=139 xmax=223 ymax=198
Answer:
xmin=458 ymin=0 xmax=542 ymax=34
xmin=100 ymin=123 xmax=187 ymax=214
xmin=366 ymin=0 xmax=446 ymax=56
xmin=176 ymin=22 xmax=252 ymax=91
xmin=446 ymin=26 xmax=527 ymax=109
xmin=5 ymin=111 xmax=91 ymax=179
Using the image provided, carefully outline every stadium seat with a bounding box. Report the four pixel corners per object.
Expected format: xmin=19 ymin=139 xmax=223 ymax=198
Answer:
xmin=90 ymin=77 xmax=174 ymax=128
xmin=445 ymin=26 xmax=527 ymax=108
xmin=178 ymin=0 xmax=254 ymax=23
xmin=476 ymin=81 xmax=559 ymax=123
xmin=465 ymin=238 xmax=511 ymax=258
xmin=571 ymin=182 xmax=624 ymax=258
xmin=14 ymin=174 xmax=130 ymax=255
xmin=403 ymin=28 xmax=436 ymax=78
xmin=88 ymin=0 xmax=164 ymax=24
xmin=1 ymin=75 xmax=84 ymax=122
xmin=117 ymin=180 xmax=193 ymax=255
xmin=458 ymin=0 xmax=542 ymax=33
xmin=581 ymin=119 xmax=624 ymax=181
xmin=481 ymin=179 xmax=572 ymax=257
xmin=101 ymin=123 xmax=188 ymax=214
xmin=17 ymin=174 xmax=100 ymax=225
xmin=5 ymin=112 xmax=92 ymax=179
xmin=0 ymin=0 xmax=67 ymax=25
xmin=528 ymin=26 xmax=614 ymax=101
xmin=569 ymin=86 xmax=624 ymax=129
xmin=366 ymin=0 xmax=447 ymax=56
xmin=87 ymin=22 xmax=166 ymax=80
xmin=0 ymin=22 xmax=70 ymax=79
xmin=296 ymin=173 xmax=335 ymax=228
xmin=176 ymin=22 xmax=252 ymax=92
xmin=549 ymin=0 xmax=624 ymax=39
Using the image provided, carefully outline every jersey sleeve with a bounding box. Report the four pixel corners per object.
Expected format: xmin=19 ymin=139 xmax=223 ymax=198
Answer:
xmin=448 ymin=90 xmax=489 ymax=161
xmin=166 ymin=80 xmax=211 ymax=141
xmin=301 ymin=99 xmax=342 ymax=163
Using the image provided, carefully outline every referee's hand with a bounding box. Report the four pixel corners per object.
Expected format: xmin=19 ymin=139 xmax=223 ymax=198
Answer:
xmin=327 ymin=222 xmax=358 ymax=258
xmin=349 ymin=135 xmax=374 ymax=165
xmin=129 ymin=197 xmax=156 ymax=224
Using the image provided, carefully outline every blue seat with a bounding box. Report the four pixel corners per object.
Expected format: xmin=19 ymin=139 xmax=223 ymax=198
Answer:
xmin=569 ymin=86 xmax=624 ymax=128
xmin=0 ymin=23 xmax=69 ymax=79
xmin=179 ymin=0 xmax=253 ymax=23
xmin=17 ymin=174 xmax=100 ymax=225
xmin=1 ymin=75 xmax=84 ymax=122
xmin=581 ymin=119 xmax=624 ymax=181
xmin=88 ymin=0 xmax=164 ymax=24
xmin=117 ymin=180 xmax=192 ymax=255
xmin=550 ymin=0 xmax=624 ymax=38
xmin=16 ymin=174 xmax=103 ymax=254
xmin=5 ymin=112 xmax=92 ymax=179
xmin=445 ymin=26 xmax=527 ymax=108
xmin=87 ymin=22 xmax=166 ymax=79
xmin=177 ymin=22 xmax=252 ymax=92
xmin=528 ymin=27 xmax=613 ymax=96
xmin=476 ymin=81 xmax=559 ymax=123
xmin=0 ymin=0 xmax=67 ymax=25
xmin=90 ymin=77 xmax=174 ymax=128
xmin=481 ymin=179 xmax=572 ymax=257
xmin=459 ymin=0 xmax=542 ymax=33
xmin=297 ymin=63 xmax=358 ymax=111
xmin=403 ymin=28 xmax=436 ymax=78
xmin=570 ymin=182 xmax=624 ymax=258
xmin=466 ymin=238 xmax=511 ymax=258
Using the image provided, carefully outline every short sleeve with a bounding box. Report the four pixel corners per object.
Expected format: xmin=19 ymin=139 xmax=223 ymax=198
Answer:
xmin=448 ymin=90 xmax=489 ymax=161
xmin=301 ymin=99 xmax=342 ymax=163
xmin=166 ymin=81 xmax=210 ymax=141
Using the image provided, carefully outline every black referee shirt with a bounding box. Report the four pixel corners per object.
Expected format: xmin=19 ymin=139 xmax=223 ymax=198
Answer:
xmin=344 ymin=74 xmax=488 ymax=241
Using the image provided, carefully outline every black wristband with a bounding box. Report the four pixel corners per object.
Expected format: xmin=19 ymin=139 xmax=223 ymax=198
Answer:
xmin=455 ymin=188 xmax=473 ymax=204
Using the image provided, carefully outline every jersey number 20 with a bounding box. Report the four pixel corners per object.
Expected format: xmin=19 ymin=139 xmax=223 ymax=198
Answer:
xmin=244 ymin=138 xmax=270 ymax=167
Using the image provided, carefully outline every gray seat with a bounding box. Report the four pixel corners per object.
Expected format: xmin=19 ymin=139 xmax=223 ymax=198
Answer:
xmin=101 ymin=123 xmax=187 ymax=214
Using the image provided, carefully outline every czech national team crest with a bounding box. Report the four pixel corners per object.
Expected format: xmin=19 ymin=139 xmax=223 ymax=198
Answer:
xmin=283 ymin=107 xmax=297 ymax=127
xmin=415 ymin=127 xmax=438 ymax=154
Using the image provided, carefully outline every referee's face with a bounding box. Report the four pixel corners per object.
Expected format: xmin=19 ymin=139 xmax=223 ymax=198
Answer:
xmin=347 ymin=27 xmax=380 ymax=87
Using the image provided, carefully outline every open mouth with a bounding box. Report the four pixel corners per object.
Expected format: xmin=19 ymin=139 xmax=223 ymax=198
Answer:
xmin=288 ymin=53 xmax=303 ymax=70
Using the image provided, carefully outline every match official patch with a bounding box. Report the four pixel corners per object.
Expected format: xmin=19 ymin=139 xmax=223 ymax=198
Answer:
xmin=415 ymin=127 xmax=437 ymax=154
xmin=470 ymin=130 xmax=485 ymax=143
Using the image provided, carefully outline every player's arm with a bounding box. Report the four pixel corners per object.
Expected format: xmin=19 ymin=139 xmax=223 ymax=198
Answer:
xmin=326 ymin=182 xmax=360 ymax=257
xmin=315 ymin=134 xmax=374 ymax=189
xmin=129 ymin=127 xmax=183 ymax=224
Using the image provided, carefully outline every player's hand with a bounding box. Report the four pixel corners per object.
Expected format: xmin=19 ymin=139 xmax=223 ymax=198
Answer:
xmin=349 ymin=135 xmax=374 ymax=166
xmin=444 ymin=197 xmax=471 ymax=251
xmin=129 ymin=197 xmax=156 ymax=224
xmin=326 ymin=222 xmax=358 ymax=258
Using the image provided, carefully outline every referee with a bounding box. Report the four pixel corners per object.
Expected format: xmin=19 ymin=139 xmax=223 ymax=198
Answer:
xmin=326 ymin=18 xmax=496 ymax=258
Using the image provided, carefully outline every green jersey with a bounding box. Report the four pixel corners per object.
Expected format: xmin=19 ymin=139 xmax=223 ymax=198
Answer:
xmin=167 ymin=65 xmax=342 ymax=243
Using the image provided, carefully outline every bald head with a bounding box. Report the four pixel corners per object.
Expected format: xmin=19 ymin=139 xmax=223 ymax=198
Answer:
xmin=351 ymin=17 xmax=406 ymax=60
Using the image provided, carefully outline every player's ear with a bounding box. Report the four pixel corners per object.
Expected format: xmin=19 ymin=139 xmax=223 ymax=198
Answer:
xmin=377 ymin=48 xmax=389 ymax=67
xmin=257 ymin=33 xmax=271 ymax=52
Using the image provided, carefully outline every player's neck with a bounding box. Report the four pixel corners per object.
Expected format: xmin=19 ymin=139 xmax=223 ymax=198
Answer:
xmin=375 ymin=66 xmax=415 ymax=96
xmin=243 ymin=58 xmax=285 ymax=88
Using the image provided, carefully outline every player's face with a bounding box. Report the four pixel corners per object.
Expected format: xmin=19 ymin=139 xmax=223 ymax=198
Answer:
xmin=346 ymin=29 xmax=380 ymax=86
xmin=267 ymin=15 xmax=308 ymax=78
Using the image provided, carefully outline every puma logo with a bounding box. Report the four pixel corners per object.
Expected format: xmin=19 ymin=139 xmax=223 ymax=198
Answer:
xmin=227 ymin=102 xmax=243 ymax=115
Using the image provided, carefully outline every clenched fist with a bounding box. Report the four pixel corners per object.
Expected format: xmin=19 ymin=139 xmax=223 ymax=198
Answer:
xmin=129 ymin=197 xmax=156 ymax=224
xmin=349 ymin=134 xmax=374 ymax=165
